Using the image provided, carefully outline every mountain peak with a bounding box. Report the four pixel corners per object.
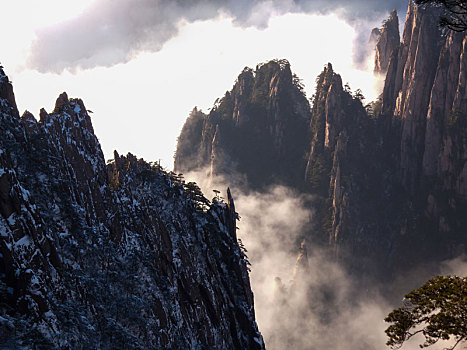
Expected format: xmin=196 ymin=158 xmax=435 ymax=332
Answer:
xmin=0 ymin=75 xmax=264 ymax=349
xmin=0 ymin=65 xmax=18 ymax=116
xmin=374 ymin=9 xmax=400 ymax=74
xmin=53 ymin=91 xmax=69 ymax=113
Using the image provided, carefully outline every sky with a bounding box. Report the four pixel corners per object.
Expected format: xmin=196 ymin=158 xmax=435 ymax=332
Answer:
xmin=1 ymin=0 xmax=408 ymax=168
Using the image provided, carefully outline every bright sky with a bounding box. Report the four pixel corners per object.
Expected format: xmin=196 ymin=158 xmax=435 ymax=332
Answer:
xmin=1 ymin=0 xmax=388 ymax=169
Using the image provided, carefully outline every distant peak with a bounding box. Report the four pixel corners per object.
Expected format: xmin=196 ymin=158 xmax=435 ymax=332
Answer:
xmin=54 ymin=92 xmax=69 ymax=113
xmin=374 ymin=9 xmax=400 ymax=74
xmin=256 ymin=58 xmax=290 ymax=71
xmin=317 ymin=62 xmax=342 ymax=90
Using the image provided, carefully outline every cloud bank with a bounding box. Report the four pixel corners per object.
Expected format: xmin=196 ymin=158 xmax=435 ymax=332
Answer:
xmin=28 ymin=0 xmax=409 ymax=72
xmin=182 ymin=166 xmax=466 ymax=350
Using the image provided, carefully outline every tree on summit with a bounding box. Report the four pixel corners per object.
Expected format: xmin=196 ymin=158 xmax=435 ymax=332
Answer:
xmin=385 ymin=275 xmax=467 ymax=350
xmin=415 ymin=0 xmax=467 ymax=31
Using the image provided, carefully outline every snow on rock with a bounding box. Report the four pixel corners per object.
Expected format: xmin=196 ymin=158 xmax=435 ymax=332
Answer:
xmin=0 ymin=70 xmax=263 ymax=349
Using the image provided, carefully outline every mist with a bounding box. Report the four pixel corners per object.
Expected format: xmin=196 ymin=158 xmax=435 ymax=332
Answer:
xmin=183 ymin=167 xmax=466 ymax=350
xmin=27 ymin=0 xmax=409 ymax=72
xmin=234 ymin=186 xmax=391 ymax=350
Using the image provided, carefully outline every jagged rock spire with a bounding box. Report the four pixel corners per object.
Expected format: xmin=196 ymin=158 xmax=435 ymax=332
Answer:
xmin=374 ymin=9 xmax=400 ymax=74
xmin=53 ymin=91 xmax=69 ymax=113
xmin=226 ymin=187 xmax=237 ymax=239
xmin=288 ymin=239 xmax=310 ymax=294
xmin=0 ymin=65 xmax=18 ymax=116
xmin=273 ymin=276 xmax=288 ymax=306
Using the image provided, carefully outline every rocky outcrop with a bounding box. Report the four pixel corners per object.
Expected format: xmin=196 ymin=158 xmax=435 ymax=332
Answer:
xmin=174 ymin=1 xmax=466 ymax=286
xmin=175 ymin=59 xmax=311 ymax=189
xmin=0 ymin=67 xmax=18 ymax=116
xmin=382 ymin=2 xmax=443 ymax=193
xmin=378 ymin=1 xmax=467 ymax=259
xmin=312 ymin=2 xmax=466 ymax=275
xmin=423 ymin=31 xmax=467 ymax=191
xmin=0 ymin=68 xmax=263 ymax=349
xmin=304 ymin=63 xmax=396 ymax=274
xmin=374 ymin=10 xmax=400 ymax=74
xmin=290 ymin=240 xmax=309 ymax=287
xmin=369 ymin=28 xmax=381 ymax=48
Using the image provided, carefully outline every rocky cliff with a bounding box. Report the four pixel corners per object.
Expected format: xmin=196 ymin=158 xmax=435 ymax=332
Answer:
xmin=374 ymin=9 xmax=400 ymax=74
xmin=306 ymin=2 xmax=466 ymax=276
xmin=175 ymin=2 xmax=466 ymax=283
xmin=381 ymin=1 xmax=466 ymax=263
xmin=0 ymin=67 xmax=263 ymax=349
xmin=303 ymin=62 xmax=404 ymax=277
xmin=174 ymin=59 xmax=311 ymax=189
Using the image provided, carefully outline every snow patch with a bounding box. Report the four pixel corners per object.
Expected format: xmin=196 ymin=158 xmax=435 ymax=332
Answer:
xmin=7 ymin=214 xmax=16 ymax=226
xmin=15 ymin=235 xmax=32 ymax=247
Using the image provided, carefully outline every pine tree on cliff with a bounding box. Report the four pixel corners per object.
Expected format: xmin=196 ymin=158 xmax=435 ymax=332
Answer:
xmin=416 ymin=0 xmax=467 ymax=31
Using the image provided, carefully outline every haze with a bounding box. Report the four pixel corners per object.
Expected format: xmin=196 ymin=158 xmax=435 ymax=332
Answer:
xmin=1 ymin=0 xmax=405 ymax=168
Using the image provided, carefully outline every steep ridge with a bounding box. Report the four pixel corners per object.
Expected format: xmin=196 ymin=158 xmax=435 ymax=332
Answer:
xmin=175 ymin=2 xmax=466 ymax=285
xmin=382 ymin=2 xmax=443 ymax=194
xmin=0 ymin=67 xmax=263 ymax=349
xmin=306 ymin=2 xmax=466 ymax=277
xmin=374 ymin=9 xmax=400 ymax=74
xmin=381 ymin=1 xmax=466 ymax=267
xmin=175 ymin=59 xmax=311 ymax=189
xmin=304 ymin=63 xmax=391 ymax=270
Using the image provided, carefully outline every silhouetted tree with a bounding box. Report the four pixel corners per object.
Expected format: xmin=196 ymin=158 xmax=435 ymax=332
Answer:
xmin=353 ymin=89 xmax=365 ymax=101
xmin=416 ymin=0 xmax=467 ymax=31
xmin=385 ymin=276 xmax=467 ymax=349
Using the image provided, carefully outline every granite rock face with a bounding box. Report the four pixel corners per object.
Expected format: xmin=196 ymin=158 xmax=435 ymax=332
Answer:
xmin=174 ymin=59 xmax=311 ymax=189
xmin=0 ymin=67 xmax=263 ymax=349
xmin=382 ymin=2 xmax=443 ymax=194
xmin=374 ymin=9 xmax=400 ymax=74
xmin=175 ymin=2 xmax=467 ymax=283
xmin=310 ymin=2 xmax=467 ymax=275
xmin=380 ymin=1 xmax=466 ymax=260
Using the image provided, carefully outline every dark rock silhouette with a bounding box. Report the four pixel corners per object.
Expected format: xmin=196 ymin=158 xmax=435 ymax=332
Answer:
xmin=374 ymin=9 xmax=400 ymax=74
xmin=0 ymin=67 xmax=263 ymax=349
xmin=175 ymin=1 xmax=467 ymax=286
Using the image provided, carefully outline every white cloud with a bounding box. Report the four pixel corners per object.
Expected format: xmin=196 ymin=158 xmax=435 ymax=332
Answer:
xmin=7 ymin=12 xmax=386 ymax=168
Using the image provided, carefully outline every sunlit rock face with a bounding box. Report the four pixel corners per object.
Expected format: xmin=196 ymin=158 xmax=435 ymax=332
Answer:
xmin=0 ymin=67 xmax=264 ymax=349
xmin=382 ymin=2 xmax=443 ymax=195
xmin=379 ymin=2 xmax=466 ymax=264
xmin=422 ymin=31 xmax=467 ymax=194
xmin=306 ymin=2 xmax=466 ymax=277
xmin=374 ymin=9 xmax=400 ymax=74
xmin=304 ymin=62 xmax=397 ymax=276
xmin=369 ymin=28 xmax=381 ymax=48
xmin=175 ymin=59 xmax=311 ymax=189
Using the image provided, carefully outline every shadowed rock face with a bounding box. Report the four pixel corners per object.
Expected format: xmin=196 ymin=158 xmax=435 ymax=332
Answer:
xmin=422 ymin=32 xmax=467 ymax=195
xmin=380 ymin=2 xmax=466 ymax=250
xmin=374 ymin=9 xmax=400 ymax=74
xmin=304 ymin=2 xmax=466 ymax=278
xmin=0 ymin=68 xmax=263 ymax=349
xmin=175 ymin=1 xmax=466 ymax=287
xmin=383 ymin=2 xmax=444 ymax=195
xmin=0 ymin=67 xmax=18 ymax=116
xmin=174 ymin=59 xmax=312 ymax=190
